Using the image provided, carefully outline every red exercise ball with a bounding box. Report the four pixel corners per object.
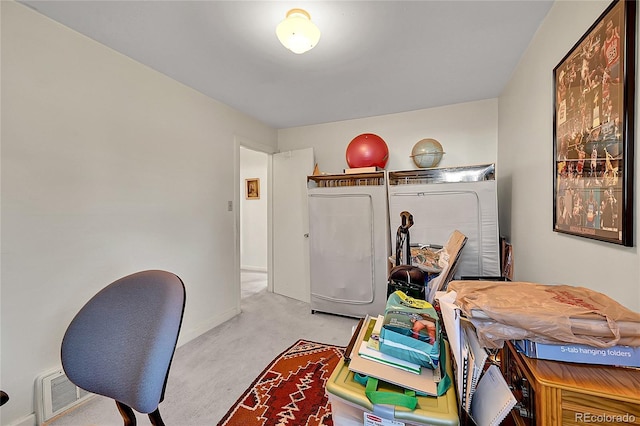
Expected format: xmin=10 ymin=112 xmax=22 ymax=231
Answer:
xmin=345 ymin=133 xmax=389 ymax=169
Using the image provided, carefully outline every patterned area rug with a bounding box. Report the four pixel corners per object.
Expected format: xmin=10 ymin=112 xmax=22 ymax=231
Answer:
xmin=217 ymin=339 xmax=344 ymax=426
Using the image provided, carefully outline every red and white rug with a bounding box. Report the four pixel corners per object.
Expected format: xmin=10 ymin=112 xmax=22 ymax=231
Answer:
xmin=217 ymin=339 xmax=344 ymax=426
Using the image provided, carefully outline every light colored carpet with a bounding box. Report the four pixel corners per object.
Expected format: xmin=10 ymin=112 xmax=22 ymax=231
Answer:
xmin=46 ymin=289 xmax=358 ymax=425
xmin=240 ymin=270 xmax=267 ymax=299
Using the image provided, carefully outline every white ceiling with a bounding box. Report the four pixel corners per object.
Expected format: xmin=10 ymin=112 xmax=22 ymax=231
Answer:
xmin=20 ymin=0 xmax=553 ymax=129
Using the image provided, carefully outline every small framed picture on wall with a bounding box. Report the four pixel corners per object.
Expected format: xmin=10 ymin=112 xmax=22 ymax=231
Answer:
xmin=246 ymin=178 xmax=260 ymax=200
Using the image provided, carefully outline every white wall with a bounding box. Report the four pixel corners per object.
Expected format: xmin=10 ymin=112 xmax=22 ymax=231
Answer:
xmin=240 ymin=147 xmax=268 ymax=271
xmin=4 ymin=0 xmax=640 ymax=424
xmin=278 ymin=99 xmax=498 ymax=175
xmin=499 ymin=0 xmax=640 ymax=311
xmin=0 ymin=2 xmax=277 ymax=424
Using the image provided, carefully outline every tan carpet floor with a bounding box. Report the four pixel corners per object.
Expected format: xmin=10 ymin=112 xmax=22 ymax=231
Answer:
xmin=46 ymin=288 xmax=358 ymax=425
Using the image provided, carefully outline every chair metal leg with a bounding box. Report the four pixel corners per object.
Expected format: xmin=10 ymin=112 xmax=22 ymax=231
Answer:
xmin=148 ymin=408 xmax=165 ymax=426
xmin=115 ymin=401 xmax=137 ymax=426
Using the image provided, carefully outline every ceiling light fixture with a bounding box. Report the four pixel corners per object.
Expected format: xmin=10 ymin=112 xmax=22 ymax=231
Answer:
xmin=276 ymin=8 xmax=321 ymax=54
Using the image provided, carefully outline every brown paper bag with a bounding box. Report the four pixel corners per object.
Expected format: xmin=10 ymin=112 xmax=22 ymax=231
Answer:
xmin=448 ymin=281 xmax=640 ymax=348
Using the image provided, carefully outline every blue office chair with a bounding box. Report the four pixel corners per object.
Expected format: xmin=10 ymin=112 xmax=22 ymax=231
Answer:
xmin=61 ymin=270 xmax=186 ymax=425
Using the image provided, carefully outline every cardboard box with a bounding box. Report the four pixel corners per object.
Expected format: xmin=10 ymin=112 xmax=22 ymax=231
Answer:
xmin=513 ymin=339 xmax=640 ymax=368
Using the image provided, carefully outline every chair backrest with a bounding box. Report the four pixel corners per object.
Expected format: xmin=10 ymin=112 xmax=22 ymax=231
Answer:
xmin=61 ymin=270 xmax=186 ymax=414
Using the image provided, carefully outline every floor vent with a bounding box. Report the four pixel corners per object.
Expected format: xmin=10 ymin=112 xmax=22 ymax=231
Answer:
xmin=35 ymin=368 xmax=93 ymax=425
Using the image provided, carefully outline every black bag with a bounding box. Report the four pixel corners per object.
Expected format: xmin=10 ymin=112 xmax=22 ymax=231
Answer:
xmin=387 ymin=265 xmax=426 ymax=300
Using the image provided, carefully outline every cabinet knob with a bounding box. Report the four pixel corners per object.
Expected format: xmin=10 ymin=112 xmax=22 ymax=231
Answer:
xmin=304 ymin=233 xmax=309 ymax=238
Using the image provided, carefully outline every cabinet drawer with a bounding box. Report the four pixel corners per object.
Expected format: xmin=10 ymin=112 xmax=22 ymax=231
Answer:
xmin=561 ymin=390 xmax=640 ymax=425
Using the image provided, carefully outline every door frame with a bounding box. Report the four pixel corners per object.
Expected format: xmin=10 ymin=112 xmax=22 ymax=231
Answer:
xmin=234 ymin=136 xmax=277 ymax=309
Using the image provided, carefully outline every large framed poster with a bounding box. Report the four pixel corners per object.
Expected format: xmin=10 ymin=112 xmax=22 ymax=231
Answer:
xmin=553 ymin=0 xmax=635 ymax=246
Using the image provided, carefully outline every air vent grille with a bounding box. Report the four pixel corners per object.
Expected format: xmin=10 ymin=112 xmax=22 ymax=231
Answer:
xmin=35 ymin=368 xmax=93 ymax=425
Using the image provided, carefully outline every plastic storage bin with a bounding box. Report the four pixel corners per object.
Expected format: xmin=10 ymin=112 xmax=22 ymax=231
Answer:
xmin=326 ymin=345 xmax=459 ymax=426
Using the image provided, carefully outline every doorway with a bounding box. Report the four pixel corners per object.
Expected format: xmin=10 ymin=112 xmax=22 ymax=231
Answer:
xmin=235 ymin=140 xmax=314 ymax=305
xmin=239 ymin=145 xmax=269 ymax=298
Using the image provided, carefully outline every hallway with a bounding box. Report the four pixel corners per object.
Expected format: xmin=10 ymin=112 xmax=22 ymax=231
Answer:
xmin=241 ymin=269 xmax=267 ymax=298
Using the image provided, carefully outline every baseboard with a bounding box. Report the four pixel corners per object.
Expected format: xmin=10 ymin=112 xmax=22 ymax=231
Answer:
xmin=7 ymin=413 xmax=36 ymax=426
xmin=240 ymin=266 xmax=267 ymax=273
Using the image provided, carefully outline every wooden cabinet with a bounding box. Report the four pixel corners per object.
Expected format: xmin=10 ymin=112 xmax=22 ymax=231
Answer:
xmin=501 ymin=341 xmax=640 ymax=425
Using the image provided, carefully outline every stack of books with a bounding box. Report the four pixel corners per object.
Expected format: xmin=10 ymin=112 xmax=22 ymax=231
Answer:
xmin=344 ymin=315 xmax=440 ymax=396
xmin=358 ymin=315 xmax=422 ymax=375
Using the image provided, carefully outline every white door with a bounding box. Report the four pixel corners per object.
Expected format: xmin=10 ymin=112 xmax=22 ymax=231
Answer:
xmin=272 ymin=148 xmax=315 ymax=302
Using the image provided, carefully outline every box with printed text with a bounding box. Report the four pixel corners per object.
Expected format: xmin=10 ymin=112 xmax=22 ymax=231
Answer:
xmin=513 ymin=340 xmax=640 ymax=368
